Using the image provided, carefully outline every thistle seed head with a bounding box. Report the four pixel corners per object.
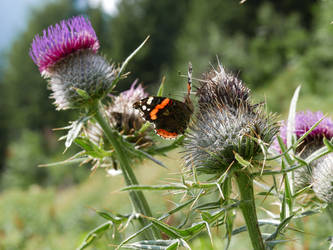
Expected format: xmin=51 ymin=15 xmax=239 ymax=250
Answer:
xmin=184 ymin=64 xmax=278 ymax=174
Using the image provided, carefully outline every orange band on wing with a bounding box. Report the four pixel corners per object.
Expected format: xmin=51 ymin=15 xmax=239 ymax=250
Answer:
xmin=156 ymin=129 xmax=178 ymax=138
xmin=149 ymin=98 xmax=170 ymax=120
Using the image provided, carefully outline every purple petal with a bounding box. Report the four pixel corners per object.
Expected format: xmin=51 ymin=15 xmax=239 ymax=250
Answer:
xmin=29 ymin=16 xmax=99 ymax=73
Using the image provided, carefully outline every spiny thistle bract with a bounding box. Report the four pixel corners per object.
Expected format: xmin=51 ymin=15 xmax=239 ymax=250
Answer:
xmin=312 ymin=154 xmax=333 ymax=203
xmin=85 ymin=81 xmax=152 ymax=147
xmin=273 ymin=111 xmax=333 ymax=192
xmin=184 ymin=64 xmax=278 ymax=174
xmin=29 ymin=16 xmax=117 ymax=110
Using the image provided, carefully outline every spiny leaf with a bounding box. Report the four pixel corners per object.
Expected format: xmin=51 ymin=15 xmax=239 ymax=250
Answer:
xmin=324 ymin=137 xmax=333 ymax=151
xmin=116 ymin=199 xmax=195 ymax=249
xmin=74 ymin=137 xmax=109 ymax=158
xmin=266 ymin=215 xmax=294 ymax=241
xmin=234 ymin=152 xmax=252 ymax=168
xmin=65 ymin=117 xmax=89 ymax=149
xmin=95 ymin=210 xmax=125 ymax=224
xmin=287 ymin=85 xmax=301 ymax=149
xmin=77 ymin=222 xmax=113 ymax=250
xmin=122 ymin=184 xmax=187 ymax=191
xmin=157 ymin=76 xmax=166 ymax=97
xmin=120 ymin=136 xmax=167 ymax=168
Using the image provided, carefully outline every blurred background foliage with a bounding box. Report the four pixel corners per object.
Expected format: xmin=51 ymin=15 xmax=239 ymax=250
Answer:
xmin=0 ymin=0 xmax=333 ymax=249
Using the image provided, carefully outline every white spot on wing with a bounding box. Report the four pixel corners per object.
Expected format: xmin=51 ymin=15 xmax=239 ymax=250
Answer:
xmin=147 ymin=96 xmax=154 ymax=105
xmin=142 ymin=105 xmax=147 ymax=110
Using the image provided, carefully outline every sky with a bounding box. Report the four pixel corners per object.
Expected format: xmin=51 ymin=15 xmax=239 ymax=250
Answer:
xmin=0 ymin=0 xmax=119 ymax=54
xmin=89 ymin=0 xmax=119 ymax=15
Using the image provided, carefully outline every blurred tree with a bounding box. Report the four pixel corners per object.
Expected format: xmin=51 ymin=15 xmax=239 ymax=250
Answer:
xmin=299 ymin=0 xmax=333 ymax=95
xmin=108 ymin=0 xmax=190 ymax=91
xmin=106 ymin=0 xmax=318 ymax=96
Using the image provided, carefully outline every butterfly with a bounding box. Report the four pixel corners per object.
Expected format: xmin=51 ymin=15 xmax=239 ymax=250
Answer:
xmin=133 ymin=63 xmax=194 ymax=139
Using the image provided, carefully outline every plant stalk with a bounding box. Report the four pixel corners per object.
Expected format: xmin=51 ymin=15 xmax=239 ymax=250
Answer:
xmin=326 ymin=203 xmax=333 ymax=225
xmin=235 ymin=169 xmax=265 ymax=250
xmin=93 ymin=101 xmax=159 ymax=239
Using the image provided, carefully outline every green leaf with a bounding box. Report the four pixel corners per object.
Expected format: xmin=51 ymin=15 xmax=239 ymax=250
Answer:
xmin=276 ymin=135 xmax=293 ymax=164
xmin=73 ymin=87 xmax=91 ymax=100
xmin=266 ymin=215 xmax=294 ymax=241
xmin=120 ymin=135 xmax=167 ymax=168
xmin=117 ymin=199 xmax=195 ymax=249
xmin=123 ymin=240 xmax=180 ymax=250
xmin=74 ymin=137 xmax=109 ymax=158
xmin=38 ymin=157 xmax=87 ymax=168
xmin=107 ymin=36 xmax=150 ymax=92
xmin=231 ymin=219 xmax=280 ymax=236
xmin=118 ymin=36 xmax=150 ymax=78
xmin=296 ymin=116 xmax=324 ymax=147
xmin=200 ymin=202 xmax=240 ymax=224
xmin=77 ymin=222 xmax=113 ymax=250
xmin=156 ymin=76 xmax=165 ymax=96
xmin=121 ymin=184 xmax=187 ymax=191
xmin=287 ymin=85 xmax=301 ymax=149
xmin=234 ymin=152 xmax=252 ymax=168
xmin=293 ymin=155 xmax=308 ymax=166
xmin=266 ymin=239 xmax=293 ymax=248
xmin=95 ymin=210 xmax=125 ymax=224
xmin=147 ymin=136 xmax=184 ymax=155
xmin=146 ymin=217 xmax=207 ymax=239
xmin=324 ymin=137 xmax=333 ymax=151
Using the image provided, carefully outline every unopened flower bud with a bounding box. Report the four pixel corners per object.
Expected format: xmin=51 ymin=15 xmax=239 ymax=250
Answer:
xmin=184 ymin=64 xmax=278 ymax=174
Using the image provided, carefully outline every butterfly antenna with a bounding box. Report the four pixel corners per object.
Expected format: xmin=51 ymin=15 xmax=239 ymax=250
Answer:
xmin=187 ymin=62 xmax=192 ymax=97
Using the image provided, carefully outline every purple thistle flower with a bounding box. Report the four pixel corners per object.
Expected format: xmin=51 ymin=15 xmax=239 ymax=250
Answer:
xmin=30 ymin=16 xmax=99 ymax=74
xmin=272 ymin=111 xmax=333 ymax=152
xmin=29 ymin=16 xmax=117 ymax=110
xmin=107 ymin=80 xmax=148 ymax=134
xmin=272 ymin=111 xmax=333 ymax=190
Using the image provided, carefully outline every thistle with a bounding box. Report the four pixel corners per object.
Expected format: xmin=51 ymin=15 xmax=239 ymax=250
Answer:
xmin=273 ymin=111 xmax=333 ymax=190
xmin=29 ymin=16 xmax=117 ymax=110
xmin=184 ymin=64 xmax=278 ymax=174
xmin=184 ymin=63 xmax=278 ymax=250
xmin=86 ymin=81 xmax=152 ymax=147
xmin=29 ymin=17 xmax=157 ymax=239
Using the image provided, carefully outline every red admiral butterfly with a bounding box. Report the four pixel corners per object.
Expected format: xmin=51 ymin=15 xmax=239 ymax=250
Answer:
xmin=133 ymin=63 xmax=194 ymax=139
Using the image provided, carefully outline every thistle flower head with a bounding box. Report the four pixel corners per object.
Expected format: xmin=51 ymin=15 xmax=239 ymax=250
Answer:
xmin=86 ymin=81 xmax=151 ymax=147
xmin=30 ymin=16 xmax=99 ymax=74
xmin=184 ymin=64 xmax=278 ymax=174
xmin=312 ymin=154 xmax=333 ymax=203
xmin=274 ymin=111 xmax=333 ymax=152
xmin=29 ymin=16 xmax=117 ymax=110
xmin=107 ymin=80 xmax=148 ymax=134
xmin=272 ymin=111 xmax=333 ymax=190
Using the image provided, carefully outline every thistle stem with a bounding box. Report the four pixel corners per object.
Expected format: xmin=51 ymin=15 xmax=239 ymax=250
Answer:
xmin=326 ymin=203 xmax=333 ymax=225
xmin=235 ymin=170 xmax=265 ymax=250
xmin=93 ymin=101 xmax=159 ymax=239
